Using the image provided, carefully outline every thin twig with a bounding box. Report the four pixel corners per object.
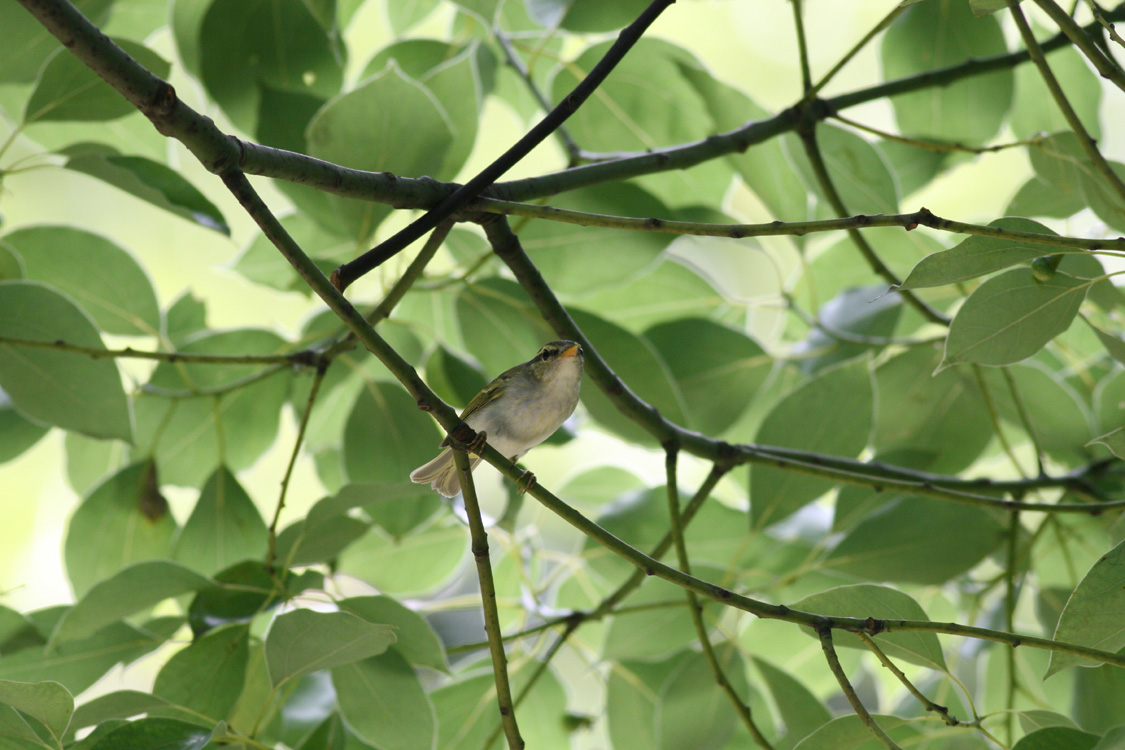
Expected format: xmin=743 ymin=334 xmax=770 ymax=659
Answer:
xmin=855 ymin=632 xmax=959 ymax=727
xmin=805 ymin=3 xmax=904 ymax=99
xmin=795 ymin=127 xmax=950 ymax=326
xmin=833 ymin=113 xmax=1045 ymax=155
xmin=1000 ymin=367 xmax=1046 ymax=477
xmin=331 ymin=0 xmax=677 ymax=290
xmin=1009 ymin=0 xmax=1125 ymax=206
xmin=664 ymin=444 xmax=773 ymax=749
xmin=496 ymin=31 xmax=583 ymax=163
xmin=1034 ymin=0 xmax=1125 ymax=91
xmin=0 ymin=336 xmax=315 ymax=366
xmin=818 ymin=626 xmax=903 ymax=750
xmin=453 ymin=449 xmax=524 ymax=750
xmin=266 ymin=360 xmax=328 ymax=570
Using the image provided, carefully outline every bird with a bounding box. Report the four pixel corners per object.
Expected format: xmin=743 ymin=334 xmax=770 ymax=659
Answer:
xmin=410 ymin=340 xmax=584 ymax=497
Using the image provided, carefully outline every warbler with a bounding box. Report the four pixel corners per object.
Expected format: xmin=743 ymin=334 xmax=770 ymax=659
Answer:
xmin=410 ymin=340 xmax=584 ymax=497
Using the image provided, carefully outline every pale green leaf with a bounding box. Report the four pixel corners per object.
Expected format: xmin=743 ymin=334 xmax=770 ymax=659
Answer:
xmin=173 ymin=466 xmax=268 ymax=576
xmin=0 ymin=680 xmax=73 ymax=743
xmin=153 ymin=624 xmax=249 ymax=719
xmin=265 ymin=609 xmax=396 ymax=686
xmin=942 ymin=269 xmax=1091 ymax=367
xmin=792 ymin=584 xmax=946 ymax=670
xmin=331 ymin=650 xmax=435 ymax=750
xmin=338 ymin=596 xmax=448 ymax=673
xmin=1088 ymin=427 xmax=1125 ymax=459
xmin=2 ymin=225 xmax=160 ymax=336
xmin=52 ymin=561 xmax=211 ymax=644
xmin=0 ymin=280 xmax=133 ymax=441
xmin=1047 ymin=539 xmax=1125 ymax=676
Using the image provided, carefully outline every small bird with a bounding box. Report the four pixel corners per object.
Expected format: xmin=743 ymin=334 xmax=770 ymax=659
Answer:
xmin=410 ymin=340 xmax=584 ymax=497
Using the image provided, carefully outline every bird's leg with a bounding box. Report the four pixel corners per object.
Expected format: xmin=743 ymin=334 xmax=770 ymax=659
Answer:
xmin=466 ymin=429 xmax=488 ymax=456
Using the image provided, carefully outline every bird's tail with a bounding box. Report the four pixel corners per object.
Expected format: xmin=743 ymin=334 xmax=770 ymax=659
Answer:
xmin=409 ymin=448 xmax=482 ymax=497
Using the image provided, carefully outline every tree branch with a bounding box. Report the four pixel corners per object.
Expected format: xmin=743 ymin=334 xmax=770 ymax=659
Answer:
xmin=818 ymin=626 xmax=903 ymax=750
xmin=330 ymin=0 xmax=678 ymax=291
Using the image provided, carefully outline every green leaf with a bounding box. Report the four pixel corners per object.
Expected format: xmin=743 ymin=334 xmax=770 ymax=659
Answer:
xmin=1047 ymin=539 xmax=1125 ymax=676
xmin=2 ymin=225 xmax=160 ymax=336
xmin=342 ymin=380 xmax=443 ymax=485
xmin=1088 ymin=427 xmax=1125 ymax=459
xmin=133 ymin=329 xmax=291 ymax=487
xmin=331 ymin=650 xmax=435 ymax=750
xmin=657 ymin=646 xmax=746 ymax=750
xmin=338 ymin=520 xmax=468 ymax=597
xmin=518 ymin=182 xmax=676 ymax=295
xmin=881 ymin=0 xmax=1012 ymax=145
xmin=185 ymin=561 xmax=279 ymax=638
xmin=1029 ymin=133 xmax=1125 ymax=233
xmin=1012 ymin=727 xmax=1100 ymax=750
xmin=750 ymin=359 xmax=873 ymax=528
xmin=1007 ymin=175 xmax=1087 ymax=220
xmin=0 ymin=280 xmax=133 ymax=442
xmin=0 ymin=610 xmax=175 ymax=695
xmin=568 ymin=308 xmax=686 ymax=444
xmin=0 ymin=680 xmax=73 ymax=743
xmin=69 ymin=690 xmax=179 ymax=737
xmin=64 ymin=151 xmax=229 ymax=235
xmin=337 ymin=596 xmax=448 ymax=673
xmin=549 ymin=39 xmax=733 ymax=208
xmin=899 ymin=218 xmax=1063 ymax=290
xmin=424 ymin=345 xmax=488 ymax=411
xmin=233 ymin=214 xmax=349 ymax=293
xmin=786 ymin=124 xmax=899 ymax=215
xmin=751 ymin=657 xmax=831 ymax=747
xmin=872 ymin=345 xmax=991 ymax=474
xmin=265 ymin=609 xmax=396 ymax=687
xmin=942 ymin=269 xmax=1091 ymax=368
xmin=25 ymin=40 xmax=169 ymax=122
xmin=1011 ymin=44 xmax=1100 ymax=140
xmin=979 ymin=363 xmax=1092 ymax=465
xmin=676 ymin=62 xmax=809 ymax=223
xmin=644 ymin=318 xmax=771 ymax=435
xmin=52 ymin=561 xmax=211 ymax=645
xmin=790 ymin=714 xmax=919 ymax=750
xmin=197 ymin=0 xmax=343 ymax=133
xmin=302 ymin=63 xmax=454 ymax=242
xmin=1072 ymin=663 xmax=1125 ymax=735
xmin=455 ymin=278 xmax=552 ymax=377
xmin=173 ymin=466 xmax=268 ymax=576
xmin=64 ymin=461 xmax=176 ymax=598
xmin=0 ymin=390 xmax=48 ymax=463
xmin=0 ymin=0 xmax=112 ymax=83
xmin=826 ymin=496 xmax=1004 ymax=585
xmin=792 ymin=584 xmax=946 ymax=669
xmin=87 ymin=717 xmax=219 ymax=750
xmin=606 ymin=656 xmax=687 ymax=750
xmin=604 ymin=578 xmax=709 ymax=661
xmin=387 ymin=0 xmax=440 ymax=32
xmin=794 ymin=286 xmax=903 ymax=375
xmin=154 ymin=624 xmax=249 ymax=719
xmin=535 ymin=0 xmax=652 ymax=31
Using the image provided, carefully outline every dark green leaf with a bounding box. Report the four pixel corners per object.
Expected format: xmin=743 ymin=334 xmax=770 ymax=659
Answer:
xmin=25 ymin=40 xmax=169 ymax=122
xmin=265 ymin=609 xmax=396 ymax=686
xmin=1012 ymin=727 xmax=1099 ymax=750
xmin=424 ymin=345 xmax=487 ymax=411
xmin=197 ymin=0 xmax=343 ymax=133
xmin=342 ymin=380 xmax=442 ymax=485
xmin=153 ymin=624 xmax=249 ymax=719
xmin=68 ymin=690 xmax=178 ymax=737
xmin=87 ymin=717 xmax=218 ymax=750
xmin=455 ymin=278 xmax=552 ymax=377
xmin=0 ymin=390 xmax=48 ymax=463
xmin=2 ymin=225 xmax=160 ymax=336
xmin=657 ymin=646 xmax=747 ymax=750
xmin=173 ymin=466 xmax=268 ymax=576
xmin=645 ymin=318 xmax=771 ymax=434
xmin=882 ymin=0 xmax=1012 ymax=145
xmin=186 ymin=561 xmax=279 ymax=638
xmin=872 ymin=345 xmax=991 ymax=473
xmin=331 ymin=650 xmax=435 ymax=750
xmin=792 ymin=584 xmax=946 ymax=669
xmin=942 ymin=269 xmax=1091 ymax=368
xmin=794 ymin=286 xmax=903 ymax=375
xmin=1047 ymin=539 xmax=1125 ymax=676
xmin=52 ymin=561 xmax=211 ymax=645
xmin=0 ymin=280 xmax=133 ymax=441
xmin=751 ymin=359 xmax=873 ymax=528
xmin=786 ymin=124 xmax=899 ymax=215
xmin=302 ymin=63 xmax=454 ymax=242
xmin=826 ymin=495 xmax=1004 ymax=584
xmin=64 ymin=152 xmax=229 ymax=235
xmin=0 ymin=0 xmax=112 ymax=83
xmin=64 ymin=462 xmax=176 ymax=598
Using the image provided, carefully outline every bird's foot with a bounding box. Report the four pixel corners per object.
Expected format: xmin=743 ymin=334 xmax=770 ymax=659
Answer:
xmin=516 ymin=470 xmax=537 ymax=494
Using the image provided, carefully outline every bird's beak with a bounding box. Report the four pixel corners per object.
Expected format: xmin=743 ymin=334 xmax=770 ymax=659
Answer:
xmin=560 ymin=343 xmax=581 ymax=358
